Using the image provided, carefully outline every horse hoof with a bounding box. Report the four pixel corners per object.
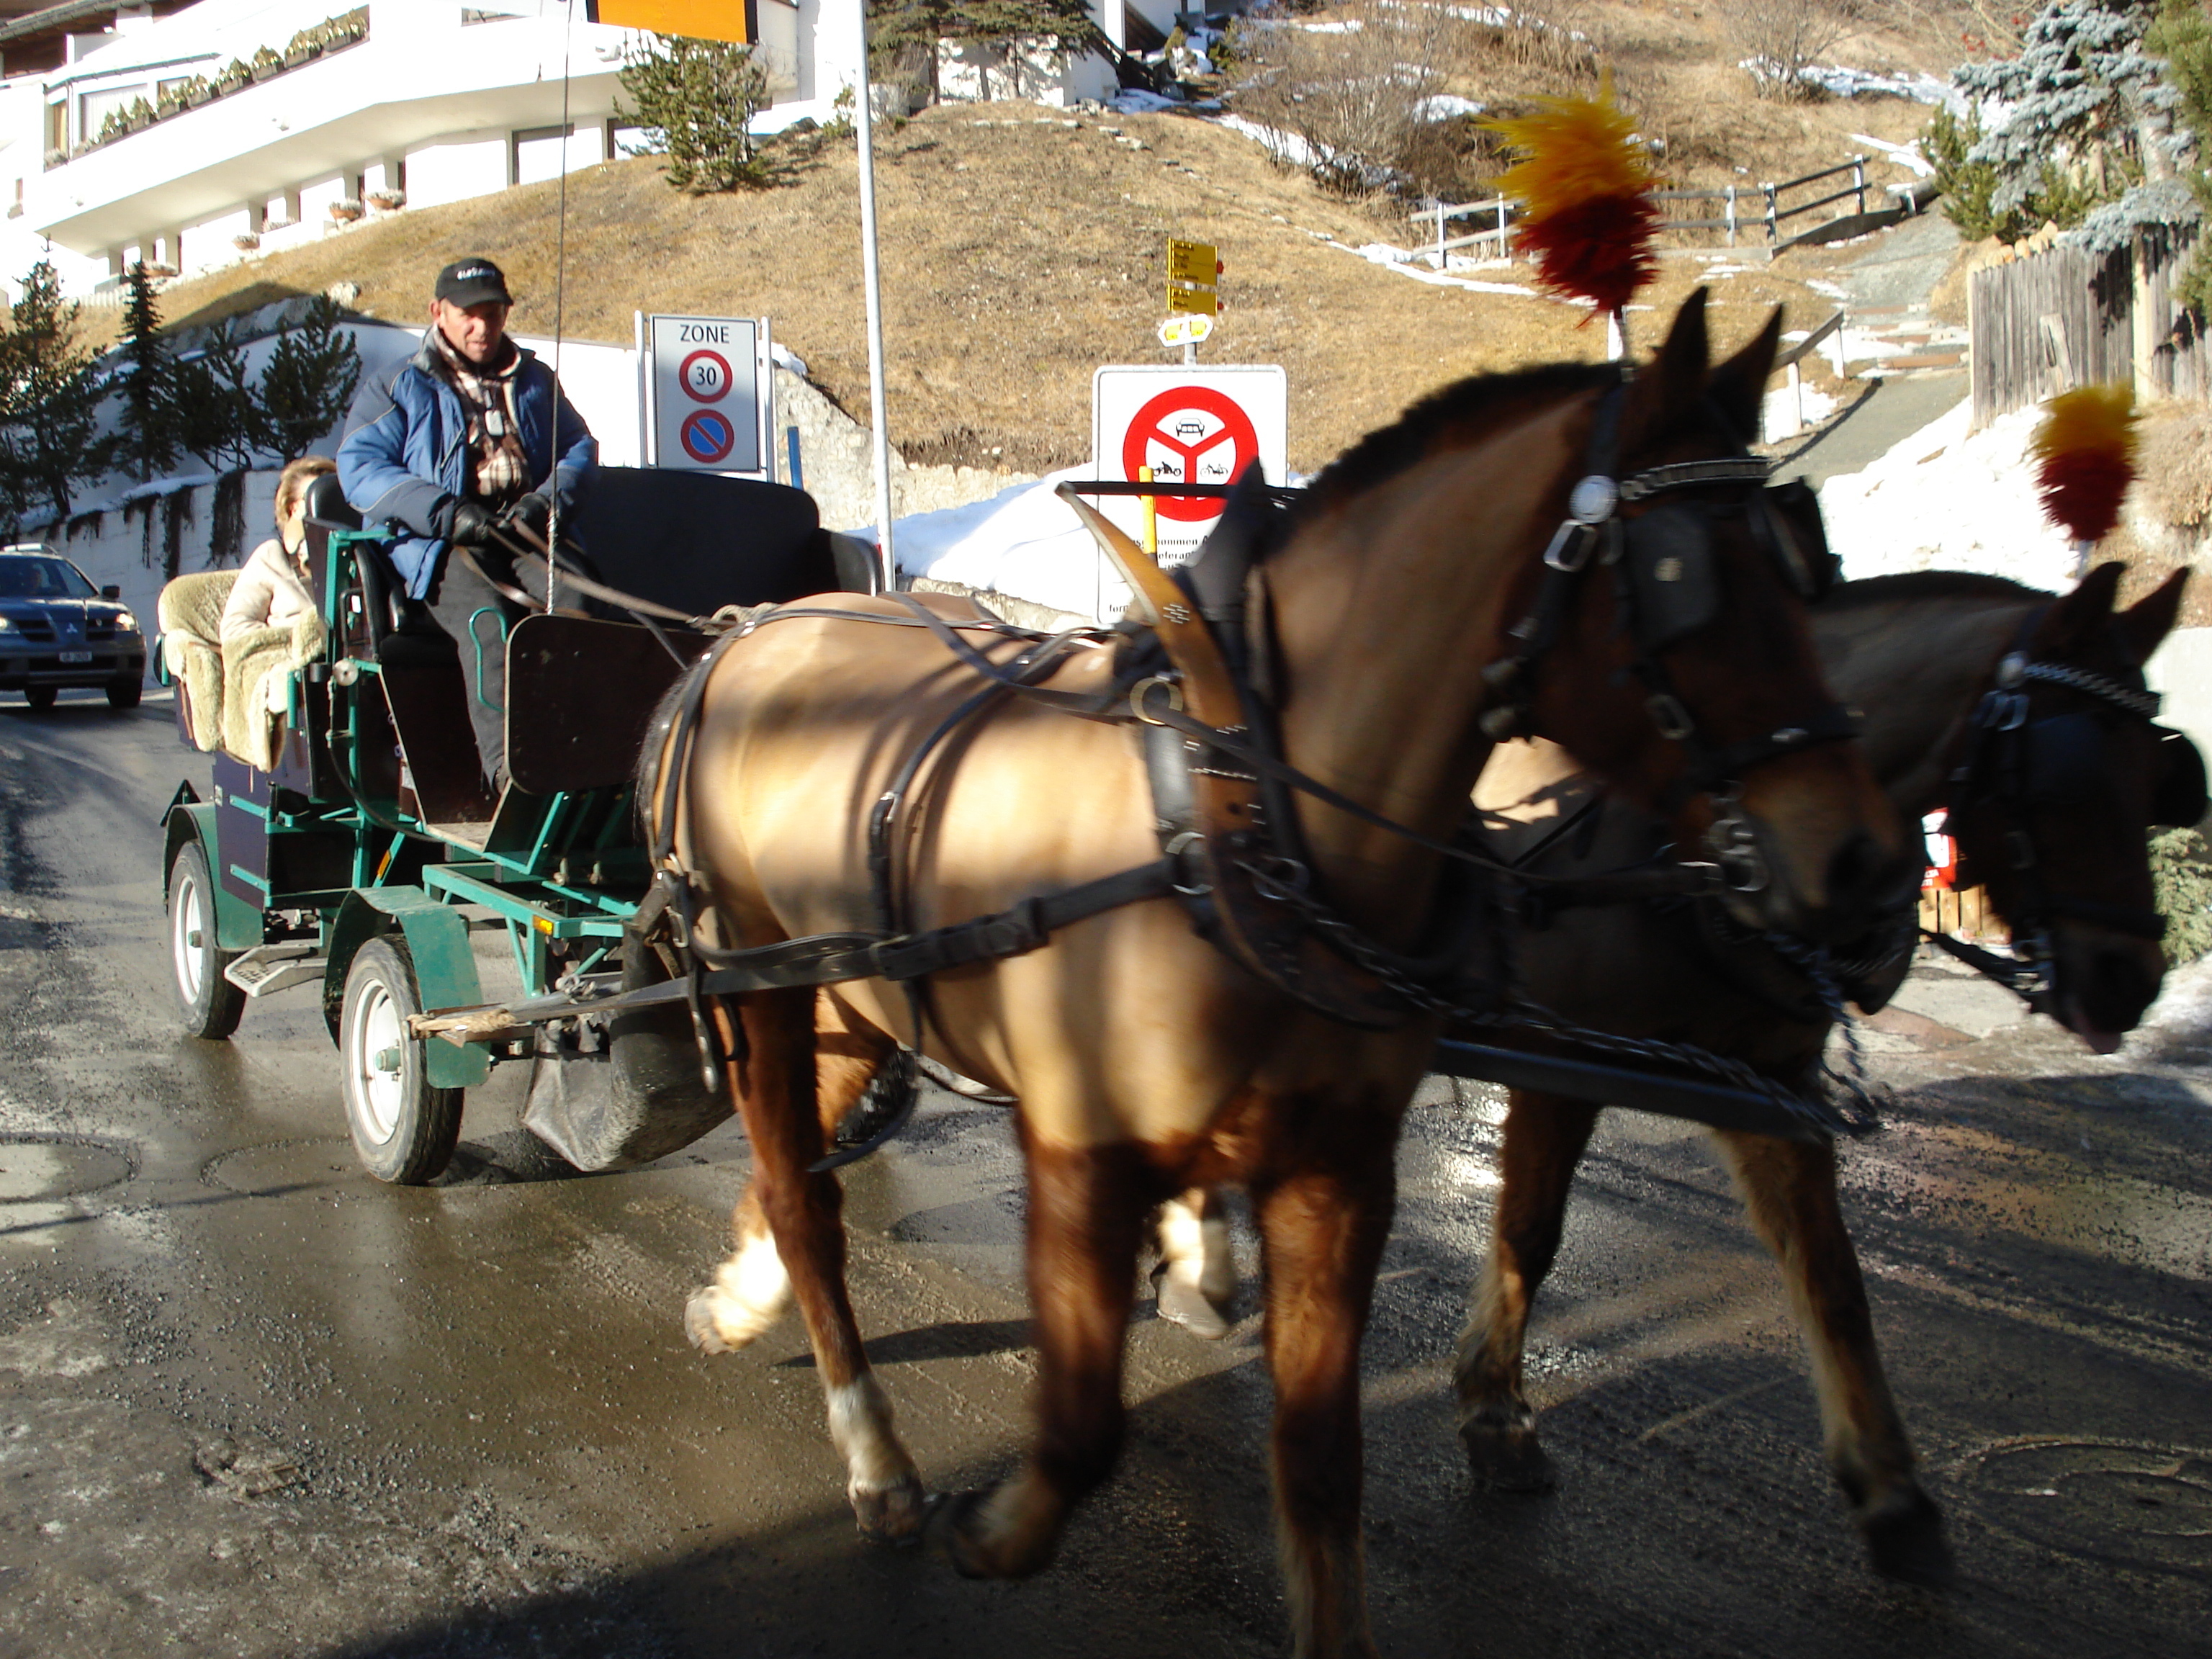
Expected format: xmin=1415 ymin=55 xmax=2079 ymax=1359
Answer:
xmin=1155 ymin=1273 xmax=1232 ymax=1339
xmin=683 ymin=1284 xmax=781 ymax=1355
xmin=926 ymin=1488 xmax=998 ymax=1578
xmin=852 ymin=1473 xmax=929 ymax=1542
xmin=1460 ymin=1418 xmax=1557 ymax=1493
xmin=1862 ymin=1488 xmax=1955 ymax=1588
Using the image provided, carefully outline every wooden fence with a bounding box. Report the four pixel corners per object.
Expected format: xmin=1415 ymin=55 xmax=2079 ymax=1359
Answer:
xmin=1969 ymin=225 xmax=2211 ymax=427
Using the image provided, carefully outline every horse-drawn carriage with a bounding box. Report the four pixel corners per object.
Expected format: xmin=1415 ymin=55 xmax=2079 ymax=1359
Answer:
xmin=156 ymin=467 xmax=881 ymax=1183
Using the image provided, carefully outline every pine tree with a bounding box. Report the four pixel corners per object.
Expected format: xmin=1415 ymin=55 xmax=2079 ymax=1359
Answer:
xmin=115 ymin=261 xmax=180 ymax=482
xmin=1952 ymin=2 xmax=2177 ymax=233
xmin=168 ymin=320 xmax=261 ymax=474
xmin=617 ymin=35 xmax=771 ymax=192
xmin=256 ymin=295 xmax=361 ymax=461
xmin=2146 ymin=0 xmax=2212 ymax=306
xmin=0 ymin=261 xmax=109 ymax=533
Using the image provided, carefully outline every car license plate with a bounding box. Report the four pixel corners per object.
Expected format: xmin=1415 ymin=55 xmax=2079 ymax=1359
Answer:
xmin=58 ymin=650 xmax=91 ymax=663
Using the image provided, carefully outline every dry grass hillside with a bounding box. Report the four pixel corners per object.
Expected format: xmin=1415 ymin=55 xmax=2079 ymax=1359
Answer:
xmin=115 ymin=2 xmax=1984 ymax=474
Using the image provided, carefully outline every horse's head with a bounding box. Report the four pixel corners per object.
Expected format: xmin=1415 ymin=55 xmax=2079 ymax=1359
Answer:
xmin=1509 ymin=290 xmax=1908 ymax=942
xmin=1945 ymin=562 xmax=2198 ymax=1051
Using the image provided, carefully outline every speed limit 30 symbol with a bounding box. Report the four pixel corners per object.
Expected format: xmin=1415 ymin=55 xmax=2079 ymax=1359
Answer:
xmin=679 ymin=349 xmax=733 ymax=403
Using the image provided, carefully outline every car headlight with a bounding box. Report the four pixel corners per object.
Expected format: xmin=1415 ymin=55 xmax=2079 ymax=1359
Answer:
xmin=115 ymin=611 xmax=138 ymax=633
xmin=0 ymin=616 xmax=12 ymax=630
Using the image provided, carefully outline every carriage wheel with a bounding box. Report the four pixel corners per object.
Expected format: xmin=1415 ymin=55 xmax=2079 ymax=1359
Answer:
xmin=168 ymin=841 xmax=246 ymax=1040
xmin=340 ymin=936 xmax=462 ymax=1184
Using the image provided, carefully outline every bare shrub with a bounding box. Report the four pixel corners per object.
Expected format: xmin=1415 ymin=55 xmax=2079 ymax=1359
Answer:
xmin=1725 ymin=0 xmax=1867 ymax=101
xmin=1228 ymin=1 xmax=1479 ymax=197
xmin=2139 ymin=405 xmax=2212 ymax=530
xmin=1491 ymin=0 xmax=1601 ymax=78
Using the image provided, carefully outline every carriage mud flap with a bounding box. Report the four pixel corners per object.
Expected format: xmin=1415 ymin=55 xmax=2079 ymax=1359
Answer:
xmin=1432 ymin=1038 xmax=1830 ymax=1143
xmin=323 ymin=887 xmax=489 ymax=1089
xmin=517 ymin=930 xmax=734 ymax=1172
xmin=161 ymin=783 xmax=261 ymax=952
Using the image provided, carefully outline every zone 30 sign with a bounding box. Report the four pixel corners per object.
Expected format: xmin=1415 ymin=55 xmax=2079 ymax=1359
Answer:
xmin=1091 ymin=365 xmax=1289 ymax=563
xmin=639 ymin=313 xmax=774 ymax=477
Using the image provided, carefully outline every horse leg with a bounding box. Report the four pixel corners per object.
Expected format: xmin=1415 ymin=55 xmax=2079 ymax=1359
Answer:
xmin=693 ymin=989 xmax=925 ymax=1539
xmin=1254 ymin=1120 xmax=1396 ymax=1659
xmin=1453 ymin=1089 xmax=1600 ymax=1492
xmin=935 ymin=1136 xmax=1152 ymax=1579
xmin=1715 ymin=1130 xmax=1953 ymax=1587
xmin=684 ymin=992 xmax=889 ymax=1355
xmin=1152 ymin=1187 xmax=1236 ymax=1339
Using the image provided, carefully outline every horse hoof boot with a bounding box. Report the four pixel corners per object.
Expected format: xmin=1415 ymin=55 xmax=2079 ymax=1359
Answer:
xmin=852 ymin=1473 xmax=929 ymax=1543
xmin=1861 ymin=1487 xmax=1954 ymax=1588
xmin=1153 ymin=1266 xmax=1232 ymax=1339
xmin=1460 ymin=1413 xmax=1557 ymax=1493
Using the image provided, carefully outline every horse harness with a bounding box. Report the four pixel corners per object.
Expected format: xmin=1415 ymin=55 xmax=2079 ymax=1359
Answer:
xmin=498 ymin=377 xmax=1878 ymax=1152
xmin=1920 ymin=621 xmax=2206 ymax=1008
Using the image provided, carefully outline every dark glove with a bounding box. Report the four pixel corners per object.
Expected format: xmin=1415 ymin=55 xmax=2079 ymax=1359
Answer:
xmin=503 ymin=492 xmax=552 ymax=542
xmin=441 ymin=499 xmax=494 ymax=547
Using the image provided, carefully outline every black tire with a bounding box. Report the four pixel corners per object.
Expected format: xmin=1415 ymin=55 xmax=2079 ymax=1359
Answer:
xmin=107 ymin=678 xmax=142 ymax=709
xmin=168 ymin=841 xmax=246 ymax=1040
xmin=23 ymin=685 xmax=55 ymax=711
xmin=339 ymin=936 xmax=462 ymax=1184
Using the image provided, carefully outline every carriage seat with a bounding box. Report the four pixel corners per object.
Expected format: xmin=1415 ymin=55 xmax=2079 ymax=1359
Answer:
xmin=156 ymin=567 xmax=328 ymax=770
xmin=303 ymin=473 xmax=456 ymax=667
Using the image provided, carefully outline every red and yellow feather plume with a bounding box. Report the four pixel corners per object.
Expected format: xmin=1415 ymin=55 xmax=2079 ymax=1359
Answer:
xmin=1483 ymin=73 xmax=1661 ymax=318
xmin=2029 ymin=384 xmax=2138 ymax=544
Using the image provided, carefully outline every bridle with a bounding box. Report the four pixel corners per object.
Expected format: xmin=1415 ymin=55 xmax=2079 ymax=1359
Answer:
xmin=1927 ymin=624 xmax=2207 ymax=1007
xmin=1476 ymin=379 xmax=1857 ymax=894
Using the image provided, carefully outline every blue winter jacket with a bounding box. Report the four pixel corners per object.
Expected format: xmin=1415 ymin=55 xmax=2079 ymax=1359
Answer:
xmin=336 ymin=333 xmax=597 ymax=599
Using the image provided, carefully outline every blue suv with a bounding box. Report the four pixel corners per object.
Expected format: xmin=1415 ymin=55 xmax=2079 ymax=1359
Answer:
xmin=0 ymin=548 xmax=146 ymax=710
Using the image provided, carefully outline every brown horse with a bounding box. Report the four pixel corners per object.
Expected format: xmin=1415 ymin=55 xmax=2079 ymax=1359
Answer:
xmin=1452 ymin=561 xmax=2192 ymax=1586
xmin=1154 ymin=561 xmax=2193 ymax=1589
xmin=654 ymin=292 xmax=1903 ymax=1655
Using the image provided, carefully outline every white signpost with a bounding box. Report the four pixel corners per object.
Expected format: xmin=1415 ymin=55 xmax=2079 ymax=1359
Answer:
xmin=1091 ymin=364 xmax=1289 ymax=565
xmin=637 ymin=313 xmax=774 ymax=479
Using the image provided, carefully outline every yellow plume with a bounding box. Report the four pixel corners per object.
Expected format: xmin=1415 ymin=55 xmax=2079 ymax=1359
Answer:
xmin=1483 ymin=71 xmax=1658 ymax=222
xmin=2028 ymin=383 xmax=2138 ymax=470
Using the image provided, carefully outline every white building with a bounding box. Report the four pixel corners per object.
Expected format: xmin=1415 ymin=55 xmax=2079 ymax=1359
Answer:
xmin=0 ymin=0 xmax=1141 ymax=296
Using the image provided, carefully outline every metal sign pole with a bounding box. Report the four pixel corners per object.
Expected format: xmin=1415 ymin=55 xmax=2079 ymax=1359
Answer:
xmin=853 ymin=0 xmax=896 ymax=590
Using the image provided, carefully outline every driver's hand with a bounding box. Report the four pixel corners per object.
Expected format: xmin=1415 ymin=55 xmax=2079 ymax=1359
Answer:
xmin=503 ymin=493 xmax=552 ymax=541
xmin=444 ymin=500 xmax=494 ymax=547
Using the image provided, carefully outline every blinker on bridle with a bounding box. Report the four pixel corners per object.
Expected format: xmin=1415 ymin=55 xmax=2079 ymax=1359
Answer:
xmin=1481 ymin=382 xmax=1858 ymax=894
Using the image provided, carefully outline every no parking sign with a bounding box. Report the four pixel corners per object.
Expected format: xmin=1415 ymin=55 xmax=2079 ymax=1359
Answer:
xmin=1092 ymin=365 xmax=1288 ymax=563
xmin=638 ymin=313 xmax=773 ymax=477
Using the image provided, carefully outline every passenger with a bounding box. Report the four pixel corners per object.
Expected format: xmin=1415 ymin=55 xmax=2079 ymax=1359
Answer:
xmin=336 ymin=256 xmax=596 ymax=793
xmin=220 ymin=456 xmax=338 ymax=646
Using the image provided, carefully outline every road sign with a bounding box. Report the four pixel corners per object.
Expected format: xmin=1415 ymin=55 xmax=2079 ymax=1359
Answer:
xmin=1166 ymin=282 xmax=1220 ymax=318
xmin=680 ymin=409 xmax=737 ymax=464
xmin=639 ymin=313 xmax=771 ymax=477
xmin=1092 ymin=365 xmax=1287 ymax=562
xmin=1167 ymin=238 xmax=1219 ymax=285
xmin=1158 ymin=314 xmax=1214 ymax=348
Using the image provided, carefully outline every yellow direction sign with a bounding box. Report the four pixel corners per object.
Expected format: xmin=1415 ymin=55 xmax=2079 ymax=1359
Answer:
xmin=1167 ymin=238 xmax=1220 ymax=286
xmin=1166 ymin=281 xmax=1219 ymax=318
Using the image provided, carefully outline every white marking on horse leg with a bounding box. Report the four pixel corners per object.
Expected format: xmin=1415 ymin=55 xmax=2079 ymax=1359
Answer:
xmin=1154 ymin=1192 xmax=1236 ymax=1337
xmin=683 ymin=1228 xmax=792 ymax=1354
xmin=827 ymin=1375 xmax=923 ymax=1536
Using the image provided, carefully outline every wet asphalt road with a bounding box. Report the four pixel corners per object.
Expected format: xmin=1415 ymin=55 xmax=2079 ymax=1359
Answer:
xmin=2 ymin=693 xmax=2208 ymax=1658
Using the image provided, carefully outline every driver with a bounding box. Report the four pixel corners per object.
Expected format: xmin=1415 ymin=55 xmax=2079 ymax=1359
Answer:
xmin=336 ymin=256 xmax=595 ymax=793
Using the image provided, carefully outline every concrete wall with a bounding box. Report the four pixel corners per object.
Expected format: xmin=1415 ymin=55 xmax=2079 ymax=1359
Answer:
xmin=2149 ymin=626 xmax=2212 ymax=775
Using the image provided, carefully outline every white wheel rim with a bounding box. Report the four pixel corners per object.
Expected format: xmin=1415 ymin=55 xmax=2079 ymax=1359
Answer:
xmin=171 ymin=867 xmax=206 ymax=1004
xmin=349 ymin=974 xmax=405 ymax=1142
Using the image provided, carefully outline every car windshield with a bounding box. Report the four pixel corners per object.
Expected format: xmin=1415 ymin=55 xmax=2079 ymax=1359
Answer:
xmin=0 ymin=557 xmax=96 ymax=600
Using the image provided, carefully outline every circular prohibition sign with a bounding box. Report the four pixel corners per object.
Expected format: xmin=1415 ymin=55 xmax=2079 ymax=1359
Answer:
xmin=678 ymin=348 xmax=734 ymax=403
xmin=679 ymin=409 xmax=738 ymax=464
xmin=1121 ymin=386 xmax=1259 ymax=522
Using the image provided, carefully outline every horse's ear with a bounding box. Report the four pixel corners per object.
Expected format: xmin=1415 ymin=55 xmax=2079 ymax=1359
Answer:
xmin=2032 ymin=559 xmax=2126 ymax=654
xmin=2114 ymin=566 xmax=2189 ymax=666
xmin=1707 ymin=307 xmax=1784 ymax=444
xmin=1647 ymin=288 xmax=1711 ymax=421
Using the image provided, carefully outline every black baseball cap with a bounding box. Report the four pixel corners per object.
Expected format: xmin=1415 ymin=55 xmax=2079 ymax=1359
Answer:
xmin=434 ymin=257 xmax=512 ymax=307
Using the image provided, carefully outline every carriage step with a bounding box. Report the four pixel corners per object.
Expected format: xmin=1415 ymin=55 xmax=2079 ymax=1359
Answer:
xmin=223 ymin=943 xmax=324 ymax=998
xmin=428 ymin=819 xmax=494 ymax=849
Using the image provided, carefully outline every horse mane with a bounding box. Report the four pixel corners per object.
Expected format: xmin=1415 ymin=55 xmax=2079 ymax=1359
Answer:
xmin=1820 ymin=570 xmax=2051 ymax=611
xmin=1293 ymin=361 xmax=1620 ymax=521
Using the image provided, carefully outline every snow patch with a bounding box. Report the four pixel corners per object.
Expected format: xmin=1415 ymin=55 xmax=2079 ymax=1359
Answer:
xmin=1819 ymin=402 xmax=2076 ymax=593
xmin=1413 ymin=94 xmax=1485 ymax=122
xmin=1850 ymin=131 xmax=1935 ymax=179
